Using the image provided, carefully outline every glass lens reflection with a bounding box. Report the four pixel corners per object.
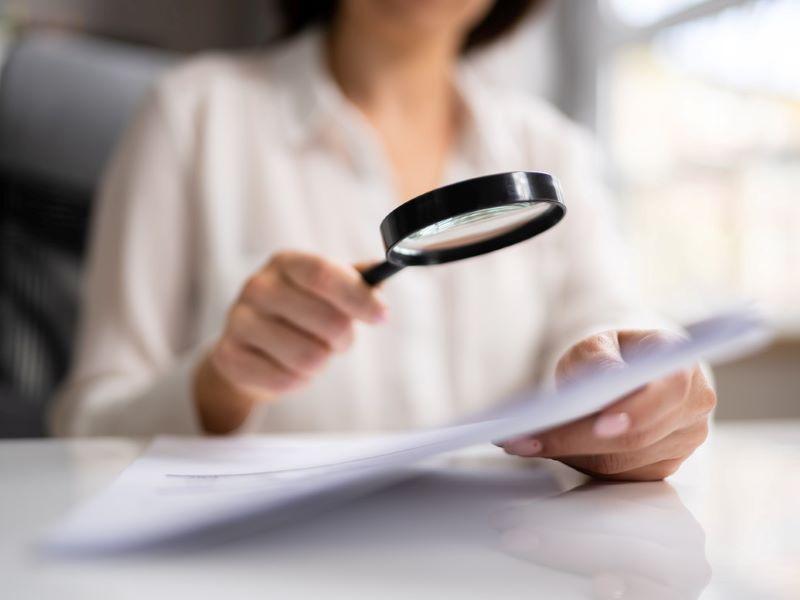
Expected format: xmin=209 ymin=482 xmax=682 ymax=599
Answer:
xmin=392 ymin=202 xmax=549 ymax=256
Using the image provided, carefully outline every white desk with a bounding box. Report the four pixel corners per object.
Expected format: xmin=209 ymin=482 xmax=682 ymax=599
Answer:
xmin=1 ymin=422 xmax=799 ymax=599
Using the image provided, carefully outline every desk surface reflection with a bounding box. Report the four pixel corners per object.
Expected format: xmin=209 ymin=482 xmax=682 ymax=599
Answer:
xmin=1 ymin=422 xmax=798 ymax=599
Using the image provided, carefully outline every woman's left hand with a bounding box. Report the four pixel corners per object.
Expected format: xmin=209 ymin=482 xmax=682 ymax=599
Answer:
xmin=501 ymin=330 xmax=717 ymax=481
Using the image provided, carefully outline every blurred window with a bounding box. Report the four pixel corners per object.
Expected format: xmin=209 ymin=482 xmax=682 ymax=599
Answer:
xmin=601 ymin=0 xmax=800 ymax=330
xmin=607 ymin=0 xmax=708 ymax=25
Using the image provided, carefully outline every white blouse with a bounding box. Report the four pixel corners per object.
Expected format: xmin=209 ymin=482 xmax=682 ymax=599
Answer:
xmin=50 ymin=29 xmax=652 ymax=437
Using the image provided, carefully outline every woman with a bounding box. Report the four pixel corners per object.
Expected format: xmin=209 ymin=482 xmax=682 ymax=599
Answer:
xmin=51 ymin=0 xmax=715 ymax=480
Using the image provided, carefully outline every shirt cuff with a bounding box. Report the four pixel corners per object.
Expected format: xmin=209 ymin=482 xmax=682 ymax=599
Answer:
xmin=122 ymin=345 xmax=208 ymax=436
xmin=50 ymin=344 xmax=210 ymax=437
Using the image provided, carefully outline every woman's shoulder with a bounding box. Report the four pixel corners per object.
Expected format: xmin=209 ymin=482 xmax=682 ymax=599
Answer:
xmin=151 ymin=49 xmax=276 ymax=112
xmin=145 ymin=33 xmax=319 ymax=145
xmin=153 ymin=31 xmax=316 ymax=107
xmin=138 ymin=39 xmax=309 ymax=153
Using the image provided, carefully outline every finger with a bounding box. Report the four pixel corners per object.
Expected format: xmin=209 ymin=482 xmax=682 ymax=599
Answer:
xmin=593 ymin=367 xmax=693 ymax=433
xmin=229 ymin=306 xmax=331 ymax=376
xmin=617 ymin=329 xmax=686 ymax=359
xmin=685 ymin=366 xmax=717 ymax=420
xmin=556 ymin=330 xmax=692 ymax=435
xmin=508 ymin=367 xmax=697 ymax=459
xmin=588 ymin=364 xmax=710 ymax=442
xmin=504 ymin=386 xmax=680 ymax=459
xmin=276 ymin=252 xmax=388 ymax=323
xmin=560 ymin=421 xmax=708 ymax=478
xmin=575 ymin=458 xmax=687 ymax=482
xmin=556 ymin=331 xmax=624 ymax=385
xmin=242 ymin=274 xmax=355 ymax=351
xmin=212 ymin=339 xmax=306 ymax=395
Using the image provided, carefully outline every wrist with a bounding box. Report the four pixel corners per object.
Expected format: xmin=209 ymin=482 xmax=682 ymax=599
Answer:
xmin=193 ymin=352 xmax=257 ymax=434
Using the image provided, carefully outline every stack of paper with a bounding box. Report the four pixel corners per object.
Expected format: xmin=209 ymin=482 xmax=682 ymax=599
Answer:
xmin=43 ymin=308 xmax=768 ymax=554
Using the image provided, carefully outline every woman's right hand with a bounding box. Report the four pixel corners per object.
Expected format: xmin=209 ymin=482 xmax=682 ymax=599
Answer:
xmin=194 ymin=251 xmax=388 ymax=433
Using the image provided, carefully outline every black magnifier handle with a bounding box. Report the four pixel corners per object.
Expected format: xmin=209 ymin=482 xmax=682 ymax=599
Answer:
xmin=361 ymin=261 xmax=403 ymax=286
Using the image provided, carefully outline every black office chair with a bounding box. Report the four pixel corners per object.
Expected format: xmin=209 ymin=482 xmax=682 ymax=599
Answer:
xmin=0 ymin=33 xmax=171 ymax=437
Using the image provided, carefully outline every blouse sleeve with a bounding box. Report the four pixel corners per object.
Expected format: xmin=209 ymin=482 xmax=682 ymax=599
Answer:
xmin=49 ymin=86 xmax=205 ymax=436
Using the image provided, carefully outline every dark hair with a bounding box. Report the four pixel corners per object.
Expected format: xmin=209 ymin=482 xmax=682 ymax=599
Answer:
xmin=276 ymin=0 xmax=545 ymax=53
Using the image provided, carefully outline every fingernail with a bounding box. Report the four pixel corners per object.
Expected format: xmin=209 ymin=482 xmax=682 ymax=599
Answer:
xmin=594 ymin=413 xmax=631 ymax=438
xmin=506 ymin=438 xmax=542 ymax=456
xmin=522 ymin=439 xmax=542 ymax=455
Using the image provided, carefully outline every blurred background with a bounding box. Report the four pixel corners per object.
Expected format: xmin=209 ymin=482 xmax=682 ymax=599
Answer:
xmin=0 ymin=0 xmax=797 ymax=437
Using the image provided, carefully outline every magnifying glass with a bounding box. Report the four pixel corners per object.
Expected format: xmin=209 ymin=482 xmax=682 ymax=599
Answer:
xmin=361 ymin=171 xmax=566 ymax=286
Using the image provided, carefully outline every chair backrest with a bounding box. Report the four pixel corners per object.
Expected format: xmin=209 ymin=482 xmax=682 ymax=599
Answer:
xmin=0 ymin=33 xmax=172 ymax=437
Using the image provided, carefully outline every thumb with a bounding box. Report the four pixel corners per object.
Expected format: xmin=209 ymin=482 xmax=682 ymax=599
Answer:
xmin=616 ymin=330 xmax=686 ymax=363
xmin=555 ymin=331 xmax=625 ymax=387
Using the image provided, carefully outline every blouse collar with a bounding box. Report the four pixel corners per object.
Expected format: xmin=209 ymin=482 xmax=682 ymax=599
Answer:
xmin=270 ymin=28 xmax=506 ymax=171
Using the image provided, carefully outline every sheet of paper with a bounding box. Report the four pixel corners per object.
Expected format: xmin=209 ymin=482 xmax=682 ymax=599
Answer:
xmin=43 ymin=308 xmax=768 ymax=554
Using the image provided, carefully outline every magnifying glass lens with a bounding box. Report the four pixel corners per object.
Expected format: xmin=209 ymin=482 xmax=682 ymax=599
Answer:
xmin=360 ymin=172 xmax=565 ymax=286
xmin=392 ymin=201 xmax=550 ymax=257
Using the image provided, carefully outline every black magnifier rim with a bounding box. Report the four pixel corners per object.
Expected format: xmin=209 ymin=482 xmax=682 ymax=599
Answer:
xmin=380 ymin=171 xmax=566 ymax=267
